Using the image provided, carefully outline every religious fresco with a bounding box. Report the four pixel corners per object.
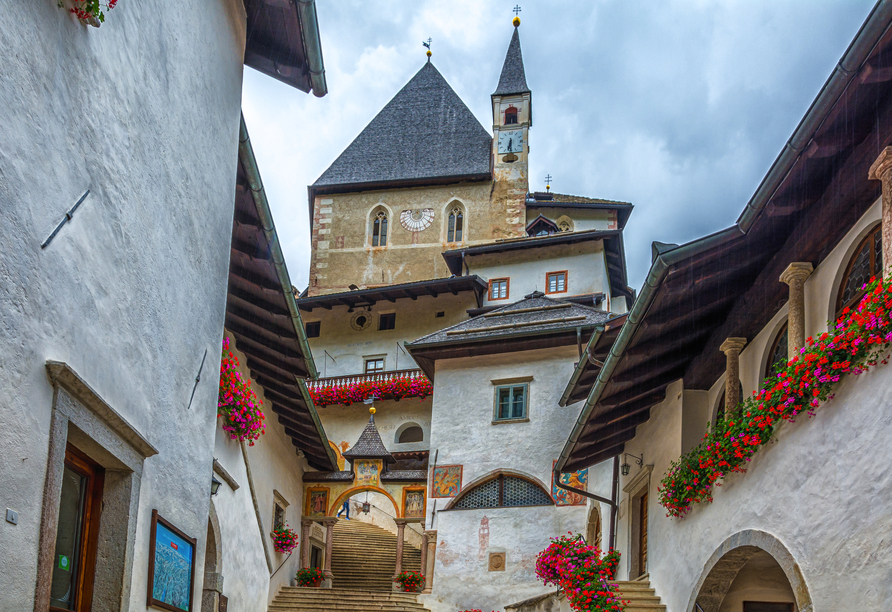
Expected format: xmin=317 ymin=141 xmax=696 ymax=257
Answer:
xmin=355 ymin=459 xmax=382 ymax=487
xmin=307 ymin=489 xmax=329 ymax=517
xmin=404 ymin=489 xmax=425 ymax=518
xmin=552 ymin=460 xmax=588 ymax=506
xmin=432 ymin=465 xmax=462 ymax=498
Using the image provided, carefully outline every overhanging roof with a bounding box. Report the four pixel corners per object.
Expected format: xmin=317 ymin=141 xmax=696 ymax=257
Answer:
xmin=525 ymin=192 xmax=634 ymax=231
xmin=297 ymin=275 xmax=489 ymax=312
xmin=230 ymin=116 xmax=336 ymax=471
xmin=442 ymin=229 xmax=633 ymax=300
xmin=243 ymin=0 xmax=327 ymax=96
xmin=557 ymin=0 xmax=892 ymax=474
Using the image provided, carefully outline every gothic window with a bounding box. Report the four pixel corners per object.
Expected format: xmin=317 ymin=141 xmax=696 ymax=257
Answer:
xmin=489 ymin=278 xmax=509 ymax=301
xmin=765 ymin=322 xmax=788 ymax=380
xmin=452 ymin=473 xmax=553 ymax=509
xmin=837 ymin=223 xmax=882 ymax=316
xmin=448 ymin=207 xmax=464 ymax=242
xmin=372 ymin=210 xmax=388 ymax=247
xmin=505 ymin=106 xmax=518 ymax=125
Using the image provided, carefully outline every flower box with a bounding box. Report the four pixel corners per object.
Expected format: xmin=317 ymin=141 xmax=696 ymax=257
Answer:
xmin=296 ymin=567 xmax=325 ymax=587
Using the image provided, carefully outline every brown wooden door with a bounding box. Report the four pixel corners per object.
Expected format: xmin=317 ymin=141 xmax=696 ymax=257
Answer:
xmin=638 ymin=493 xmax=648 ymax=576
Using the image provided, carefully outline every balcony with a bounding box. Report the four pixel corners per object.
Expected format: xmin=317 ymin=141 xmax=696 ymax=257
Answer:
xmin=306 ymin=369 xmax=432 ymax=407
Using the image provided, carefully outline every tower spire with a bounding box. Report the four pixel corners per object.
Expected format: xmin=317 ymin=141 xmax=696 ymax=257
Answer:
xmin=493 ymin=23 xmax=530 ymax=97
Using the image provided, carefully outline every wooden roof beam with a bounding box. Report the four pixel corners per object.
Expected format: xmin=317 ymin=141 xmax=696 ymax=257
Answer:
xmin=229 ymin=265 xmax=281 ymax=293
xmin=228 ymin=287 xmax=290 ymax=318
xmin=226 ymin=322 xmax=301 ymax=359
xmin=563 ymin=441 xmax=627 ymax=474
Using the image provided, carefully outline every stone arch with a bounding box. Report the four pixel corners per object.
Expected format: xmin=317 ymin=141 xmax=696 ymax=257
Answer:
xmin=687 ymin=530 xmax=812 ymax=612
xmin=585 ymin=503 xmax=602 ymax=549
xmin=329 ymin=485 xmax=401 ymax=518
xmin=825 ymin=206 xmax=881 ymax=324
xmin=201 ymin=500 xmax=224 ymax=612
xmin=394 ymin=421 xmax=424 ymax=444
xmin=443 ymin=468 xmax=554 ymax=510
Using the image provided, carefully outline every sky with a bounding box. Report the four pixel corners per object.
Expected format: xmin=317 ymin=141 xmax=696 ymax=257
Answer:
xmin=241 ymin=0 xmax=878 ymax=293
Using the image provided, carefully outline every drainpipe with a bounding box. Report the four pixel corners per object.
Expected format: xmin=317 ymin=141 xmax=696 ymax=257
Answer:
xmin=296 ymin=0 xmax=327 ymax=97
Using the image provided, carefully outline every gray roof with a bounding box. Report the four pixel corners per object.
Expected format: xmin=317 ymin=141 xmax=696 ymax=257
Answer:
xmin=381 ymin=470 xmax=428 ymax=482
xmin=342 ymin=415 xmax=395 ymax=463
xmin=302 ymin=471 xmax=354 ymax=482
xmin=409 ymin=292 xmax=615 ymax=346
xmin=312 ymin=62 xmax=492 ymax=189
xmin=493 ymin=27 xmax=530 ymax=96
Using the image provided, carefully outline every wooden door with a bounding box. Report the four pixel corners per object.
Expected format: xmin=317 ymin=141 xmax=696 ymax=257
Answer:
xmin=638 ymin=493 xmax=648 ymax=576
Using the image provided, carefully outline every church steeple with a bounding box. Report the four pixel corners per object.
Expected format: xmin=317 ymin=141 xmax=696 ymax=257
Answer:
xmin=491 ymin=19 xmax=531 ymax=188
xmin=493 ymin=26 xmax=531 ymax=98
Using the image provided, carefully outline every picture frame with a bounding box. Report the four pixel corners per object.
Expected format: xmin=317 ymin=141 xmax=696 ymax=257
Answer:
xmin=306 ymin=487 xmax=330 ymax=518
xmin=402 ymin=487 xmax=427 ymax=518
xmin=147 ymin=510 xmax=197 ymax=612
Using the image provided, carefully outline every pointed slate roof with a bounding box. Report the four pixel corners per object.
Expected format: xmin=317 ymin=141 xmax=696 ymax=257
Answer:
xmin=493 ymin=27 xmax=530 ymax=96
xmin=342 ymin=413 xmax=395 ymax=463
xmin=312 ymin=62 xmax=492 ymax=189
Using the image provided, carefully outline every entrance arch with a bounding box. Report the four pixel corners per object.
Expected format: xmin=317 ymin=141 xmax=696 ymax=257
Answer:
xmin=328 ymin=486 xmax=402 ymax=518
xmin=585 ymin=504 xmax=602 ymax=549
xmin=687 ymin=530 xmax=812 ymax=612
xmin=201 ymin=500 xmax=223 ymax=612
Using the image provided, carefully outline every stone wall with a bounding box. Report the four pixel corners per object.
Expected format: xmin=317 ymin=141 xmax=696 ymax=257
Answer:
xmin=0 ymin=1 xmax=247 ymax=609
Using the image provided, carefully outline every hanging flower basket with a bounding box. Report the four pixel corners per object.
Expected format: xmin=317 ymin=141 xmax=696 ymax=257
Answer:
xmin=394 ymin=570 xmax=424 ymax=593
xmin=64 ymin=0 xmax=118 ymax=24
xmin=536 ymin=533 xmax=627 ymax=612
xmin=296 ymin=567 xmax=324 ymax=587
xmin=218 ymin=337 xmax=266 ymax=445
xmin=271 ymin=525 xmax=299 ymax=554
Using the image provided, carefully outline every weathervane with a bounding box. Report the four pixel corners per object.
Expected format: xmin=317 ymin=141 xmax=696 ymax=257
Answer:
xmin=513 ymin=5 xmax=521 ymax=27
xmin=545 ymin=174 xmax=552 ymax=192
xmin=423 ymin=38 xmax=432 ymax=60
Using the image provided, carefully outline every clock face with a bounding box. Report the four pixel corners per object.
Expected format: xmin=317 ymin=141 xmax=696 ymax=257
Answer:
xmin=498 ymin=130 xmax=524 ymax=154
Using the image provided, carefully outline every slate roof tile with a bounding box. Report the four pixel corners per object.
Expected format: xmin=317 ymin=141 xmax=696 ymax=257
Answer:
xmin=493 ymin=28 xmax=531 ymax=95
xmin=342 ymin=415 xmax=395 ymax=463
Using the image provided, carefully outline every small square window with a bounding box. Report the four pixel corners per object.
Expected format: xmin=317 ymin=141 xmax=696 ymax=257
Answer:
xmin=494 ymin=384 xmax=528 ymax=421
xmin=436 ymin=311 xmax=445 ymax=318
xmin=305 ymin=321 xmax=321 ymax=338
xmin=546 ymin=271 xmax=567 ymax=294
xmin=365 ymin=358 xmax=385 ymax=374
xmin=489 ymin=278 xmax=509 ymax=301
xmin=379 ymin=313 xmax=396 ymax=331
xmin=273 ymin=503 xmax=285 ymax=531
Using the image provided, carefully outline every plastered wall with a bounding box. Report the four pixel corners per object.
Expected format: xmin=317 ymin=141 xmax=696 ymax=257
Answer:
xmin=0 ymin=1 xmax=246 ymax=609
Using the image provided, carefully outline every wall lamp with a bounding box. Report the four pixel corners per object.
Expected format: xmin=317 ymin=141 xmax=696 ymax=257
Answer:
xmin=211 ymin=476 xmax=222 ymax=497
xmin=620 ymin=453 xmax=643 ymax=476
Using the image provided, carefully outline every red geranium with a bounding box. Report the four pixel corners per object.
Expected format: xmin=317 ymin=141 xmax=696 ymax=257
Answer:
xmin=536 ymin=533 xmax=627 ymax=612
xmin=218 ymin=337 xmax=266 ymax=445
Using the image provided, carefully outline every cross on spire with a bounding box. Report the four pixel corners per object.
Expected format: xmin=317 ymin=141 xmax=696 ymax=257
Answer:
xmin=545 ymin=174 xmax=552 ymax=184
xmin=513 ymin=5 xmax=522 ymax=16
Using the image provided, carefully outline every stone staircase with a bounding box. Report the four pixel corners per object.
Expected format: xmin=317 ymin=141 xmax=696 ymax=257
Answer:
xmin=269 ymin=588 xmax=428 ymax=612
xmin=330 ymin=520 xmax=423 ymax=592
xmin=613 ymin=578 xmax=667 ymax=612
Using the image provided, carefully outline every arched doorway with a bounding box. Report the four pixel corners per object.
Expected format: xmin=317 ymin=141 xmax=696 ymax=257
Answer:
xmin=201 ymin=502 xmax=223 ymax=612
xmin=585 ymin=504 xmax=602 ymax=549
xmin=688 ymin=530 xmax=812 ymax=612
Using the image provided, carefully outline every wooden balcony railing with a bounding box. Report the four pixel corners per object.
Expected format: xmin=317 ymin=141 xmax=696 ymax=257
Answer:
xmin=306 ymin=369 xmax=432 ymax=407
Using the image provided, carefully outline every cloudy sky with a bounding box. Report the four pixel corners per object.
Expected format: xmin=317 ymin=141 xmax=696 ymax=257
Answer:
xmin=242 ymin=0 xmax=877 ymax=293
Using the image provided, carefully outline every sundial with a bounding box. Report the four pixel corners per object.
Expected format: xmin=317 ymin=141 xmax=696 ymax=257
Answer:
xmin=399 ymin=209 xmax=434 ymax=232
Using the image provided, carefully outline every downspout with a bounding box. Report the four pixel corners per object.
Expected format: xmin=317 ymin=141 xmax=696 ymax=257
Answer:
xmin=296 ymin=0 xmax=328 ymax=97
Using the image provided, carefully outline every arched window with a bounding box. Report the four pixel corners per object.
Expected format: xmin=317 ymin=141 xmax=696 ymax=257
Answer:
xmin=447 ymin=207 xmax=464 ymax=242
xmin=836 ymin=223 xmax=882 ymax=316
xmin=505 ymin=106 xmax=518 ymax=125
xmin=451 ymin=473 xmax=553 ymax=509
xmin=586 ymin=505 xmax=602 ymax=548
xmin=765 ymin=322 xmax=788 ymax=380
xmin=372 ymin=210 xmax=388 ymax=247
xmin=398 ymin=426 xmax=423 ymax=444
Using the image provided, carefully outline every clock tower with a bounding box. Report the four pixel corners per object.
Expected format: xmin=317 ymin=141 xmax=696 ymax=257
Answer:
xmin=492 ymin=18 xmax=531 ymax=231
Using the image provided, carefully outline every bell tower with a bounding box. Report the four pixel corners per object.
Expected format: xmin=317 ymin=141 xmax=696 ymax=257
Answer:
xmin=492 ymin=16 xmax=531 ymax=189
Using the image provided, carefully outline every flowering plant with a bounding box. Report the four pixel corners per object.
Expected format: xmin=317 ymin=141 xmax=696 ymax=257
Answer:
xmin=218 ymin=337 xmax=266 ymax=445
xmin=309 ymin=376 xmax=432 ymax=407
xmin=296 ymin=567 xmax=324 ymax=587
xmin=394 ymin=570 xmax=425 ymax=592
xmin=271 ymin=525 xmax=299 ymax=554
xmin=64 ymin=0 xmax=118 ymax=23
xmin=658 ymin=275 xmax=892 ymax=518
xmin=535 ymin=533 xmax=626 ymax=612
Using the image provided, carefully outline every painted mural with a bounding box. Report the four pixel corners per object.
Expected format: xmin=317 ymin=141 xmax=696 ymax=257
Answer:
xmin=355 ymin=459 xmax=382 ymax=487
xmin=404 ymin=489 xmax=425 ymax=517
xmin=432 ymin=465 xmax=462 ymax=498
xmin=552 ymin=460 xmax=588 ymax=506
xmin=308 ymin=489 xmax=329 ymax=517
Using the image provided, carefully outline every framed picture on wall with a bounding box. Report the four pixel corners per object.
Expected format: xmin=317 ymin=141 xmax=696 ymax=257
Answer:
xmin=147 ymin=510 xmax=197 ymax=612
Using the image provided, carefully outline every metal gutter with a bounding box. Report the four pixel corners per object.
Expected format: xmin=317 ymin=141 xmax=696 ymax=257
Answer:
xmin=559 ymin=324 xmax=605 ymax=407
xmin=296 ymin=0 xmax=327 ymax=97
xmin=238 ymin=115 xmax=319 ymax=380
xmin=556 ymin=0 xmax=892 ymax=474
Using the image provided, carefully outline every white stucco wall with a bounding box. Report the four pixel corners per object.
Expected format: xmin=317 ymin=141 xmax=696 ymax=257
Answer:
xmin=614 ymin=200 xmax=892 ymax=611
xmin=423 ymin=347 xmax=608 ymax=612
xmin=0 ymin=1 xmax=247 ymax=610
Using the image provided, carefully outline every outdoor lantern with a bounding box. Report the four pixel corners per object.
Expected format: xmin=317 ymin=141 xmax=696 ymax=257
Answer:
xmin=621 ymin=453 xmax=643 ymax=477
xmin=621 ymin=462 xmax=630 ymax=476
xmin=211 ymin=476 xmax=222 ymax=497
xmin=362 ymin=501 xmax=371 ymax=514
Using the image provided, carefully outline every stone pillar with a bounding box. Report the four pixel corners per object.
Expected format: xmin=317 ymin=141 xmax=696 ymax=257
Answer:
xmin=720 ymin=338 xmax=747 ymax=413
xmin=780 ymin=262 xmax=814 ymax=359
xmin=419 ymin=531 xmax=429 ymax=577
xmin=299 ymin=518 xmax=312 ymax=570
xmin=322 ymin=517 xmax=338 ymax=587
xmin=423 ymin=529 xmax=437 ymax=594
xmin=868 ymin=146 xmax=892 ymax=278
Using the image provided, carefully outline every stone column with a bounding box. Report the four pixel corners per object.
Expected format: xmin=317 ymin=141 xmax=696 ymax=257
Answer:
xmin=720 ymin=338 xmax=747 ymax=413
xmin=392 ymin=519 xmax=408 ymax=591
xmin=322 ymin=517 xmax=338 ymax=587
xmin=868 ymin=146 xmax=892 ymax=278
xmin=423 ymin=529 xmax=437 ymax=594
xmin=780 ymin=262 xmax=814 ymax=359
xmin=419 ymin=531 xmax=429 ymax=577
xmin=299 ymin=518 xmax=312 ymax=570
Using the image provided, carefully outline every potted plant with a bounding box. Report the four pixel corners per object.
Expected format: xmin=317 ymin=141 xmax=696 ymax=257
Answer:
xmin=296 ymin=567 xmax=325 ymax=587
xmin=62 ymin=0 xmax=119 ymax=25
xmin=394 ymin=570 xmax=424 ymax=593
xmin=271 ymin=525 xmax=299 ymax=554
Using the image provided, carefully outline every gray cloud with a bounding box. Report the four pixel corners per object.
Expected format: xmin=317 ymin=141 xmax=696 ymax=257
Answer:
xmin=242 ymin=0 xmax=876 ymax=292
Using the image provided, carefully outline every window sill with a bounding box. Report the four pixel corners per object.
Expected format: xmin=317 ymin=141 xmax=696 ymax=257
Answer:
xmin=491 ymin=417 xmax=530 ymax=425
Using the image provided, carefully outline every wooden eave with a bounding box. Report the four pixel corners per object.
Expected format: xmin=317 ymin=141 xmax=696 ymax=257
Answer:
xmin=297 ymin=275 xmax=489 ymax=312
xmin=243 ymin=0 xmax=312 ymax=92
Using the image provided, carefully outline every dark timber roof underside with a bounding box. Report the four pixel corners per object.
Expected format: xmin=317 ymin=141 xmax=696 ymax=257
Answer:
xmin=561 ymin=20 xmax=892 ymax=473
xmin=313 ymin=62 xmax=492 ymax=189
xmin=297 ymin=275 xmax=489 ymax=312
xmin=243 ymin=0 xmax=312 ymax=92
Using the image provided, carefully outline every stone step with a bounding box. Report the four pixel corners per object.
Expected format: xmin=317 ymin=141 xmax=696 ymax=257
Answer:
xmin=270 ymin=587 xmax=430 ymax=612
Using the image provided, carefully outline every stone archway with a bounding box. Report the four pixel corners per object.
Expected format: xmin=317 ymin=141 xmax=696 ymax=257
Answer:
xmin=585 ymin=504 xmax=602 ymax=549
xmin=687 ymin=530 xmax=812 ymax=612
xmin=202 ymin=500 xmax=223 ymax=612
